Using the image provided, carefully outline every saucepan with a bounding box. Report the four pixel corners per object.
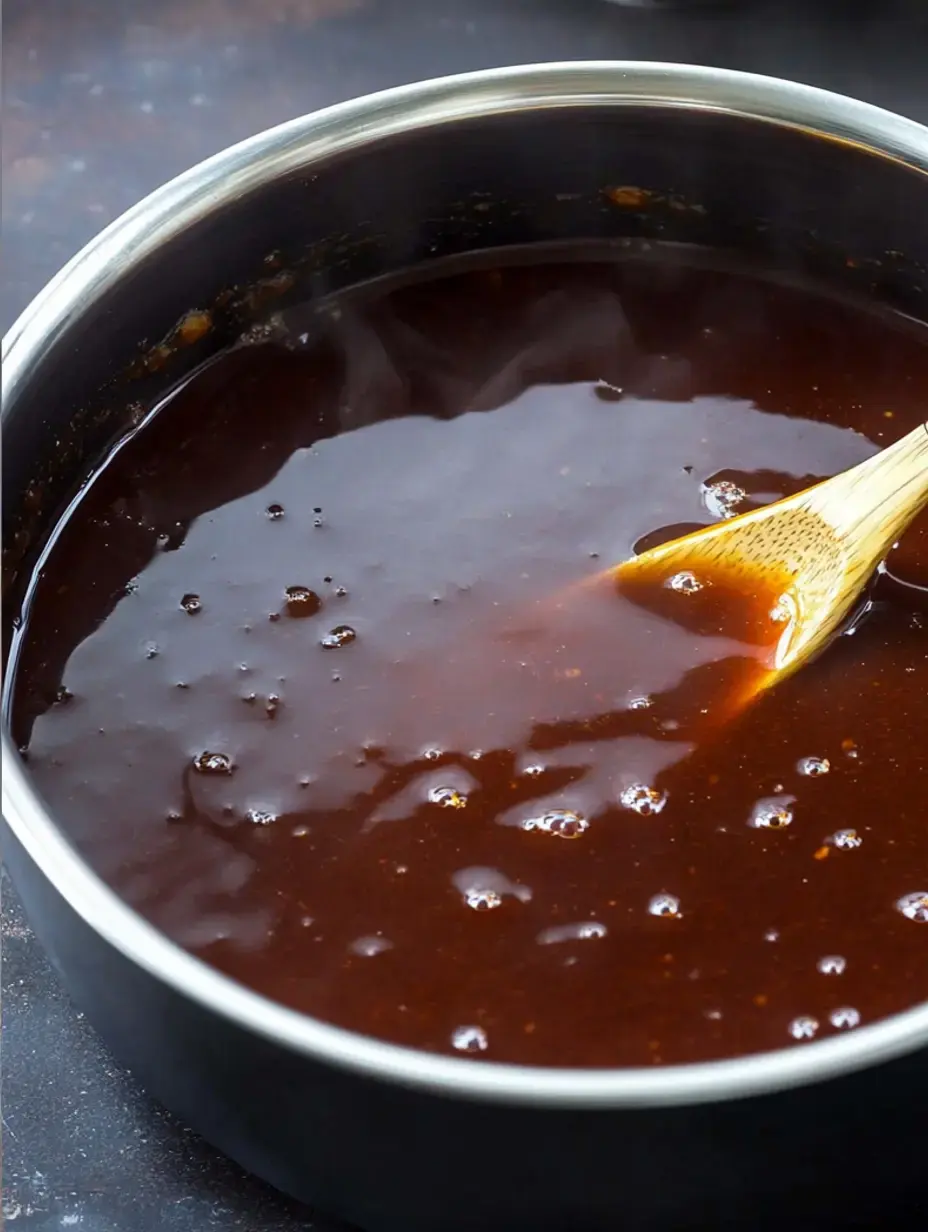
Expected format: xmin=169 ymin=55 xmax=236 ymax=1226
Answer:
xmin=3 ymin=63 xmax=928 ymax=1231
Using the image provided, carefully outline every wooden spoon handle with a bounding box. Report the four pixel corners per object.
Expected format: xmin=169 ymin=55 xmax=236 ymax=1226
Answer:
xmin=805 ymin=420 xmax=928 ymax=565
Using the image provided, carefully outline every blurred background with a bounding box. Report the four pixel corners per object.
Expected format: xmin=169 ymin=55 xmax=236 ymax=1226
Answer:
xmin=2 ymin=1 xmax=927 ymax=1229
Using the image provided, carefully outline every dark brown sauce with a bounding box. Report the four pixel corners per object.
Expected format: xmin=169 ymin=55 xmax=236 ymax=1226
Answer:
xmin=9 ymin=248 xmax=928 ymax=1066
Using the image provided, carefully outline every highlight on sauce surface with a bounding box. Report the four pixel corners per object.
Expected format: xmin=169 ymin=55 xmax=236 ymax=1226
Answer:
xmin=8 ymin=247 xmax=928 ymax=1067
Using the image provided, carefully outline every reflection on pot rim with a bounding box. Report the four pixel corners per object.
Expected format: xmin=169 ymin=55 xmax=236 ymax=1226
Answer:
xmin=3 ymin=61 xmax=928 ymax=1109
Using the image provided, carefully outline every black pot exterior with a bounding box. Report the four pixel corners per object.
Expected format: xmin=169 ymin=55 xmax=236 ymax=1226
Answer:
xmin=3 ymin=66 xmax=928 ymax=1230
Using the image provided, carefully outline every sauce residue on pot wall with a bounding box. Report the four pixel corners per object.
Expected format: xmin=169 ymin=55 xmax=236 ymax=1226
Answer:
xmin=9 ymin=248 xmax=928 ymax=1067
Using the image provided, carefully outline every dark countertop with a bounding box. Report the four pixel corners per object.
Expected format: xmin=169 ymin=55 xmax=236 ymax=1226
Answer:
xmin=2 ymin=2 xmax=927 ymax=1229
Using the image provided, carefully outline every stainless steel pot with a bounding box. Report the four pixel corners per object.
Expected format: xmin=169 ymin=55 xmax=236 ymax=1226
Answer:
xmin=4 ymin=63 xmax=928 ymax=1232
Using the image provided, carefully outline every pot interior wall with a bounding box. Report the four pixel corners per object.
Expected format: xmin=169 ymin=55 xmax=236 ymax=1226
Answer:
xmin=4 ymin=103 xmax=928 ymax=636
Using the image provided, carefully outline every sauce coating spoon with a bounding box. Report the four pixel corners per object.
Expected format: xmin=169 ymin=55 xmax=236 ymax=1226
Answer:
xmin=613 ymin=421 xmax=928 ymax=696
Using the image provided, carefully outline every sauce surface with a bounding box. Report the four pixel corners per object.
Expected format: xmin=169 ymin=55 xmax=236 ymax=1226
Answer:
xmin=10 ymin=249 xmax=928 ymax=1066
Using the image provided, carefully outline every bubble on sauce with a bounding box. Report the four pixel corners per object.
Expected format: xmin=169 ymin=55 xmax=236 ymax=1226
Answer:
xmin=619 ymin=783 xmax=667 ymax=816
xmin=193 ymin=751 xmax=234 ymax=775
xmin=896 ymin=891 xmax=928 ymax=923
xmin=788 ymin=1015 xmax=819 ymax=1041
xmin=537 ymin=921 xmax=607 ymax=945
xmin=829 ymin=1006 xmax=861 ymax=1030
xmin=829 ymin=828 xmax=862 ymax=850
xmin=429 ymin=785 xmax=468 ymax=809
xmin=702 ymin=478 xmax=746 ymax=520
xmin=350 ymin=935 xmax=393 ymax=957
xmin=665 ymin=571 xmax=704 ymax=595
xmin=770 ymin=593 xmax=796 ymax=624
xmin=462 ymin=888 xmax=502 ymax=911
xmin=521 ymin=763 xmax=545 ymax=778
xmin=265 ymin=503 xmax=285 ymax=520
xmin=522 ymin=808 xmax=589 ymax=839
xmin=451 ymin=1025 xmax=488 ymax=1053
xmin=180 ymin=593 xmax=202 ymax=615
xmin=648 ymin=893 xmax=682 ymax=919
xmin=320 ymin=625 xmax=357 ymax=649
xmin=749 ymin=795 xmax=795 ymax=830
xmin=764 ymin=928 xmax=780 ymax=943
xmin=245 ymin=807 xmax=277 ymax=825
xmin=627 ymin=695 xmax=653 ymax=711
xmin=798 ymin=756 xmax=831 ymax=777
xmin=454 ymin=866 xmax=531 ymax=909
xmin=817 ymin=955 xmax=847 ymax=975
xmin=423 ymin=747 xmax=443 ymax=762
xmin=285 ymin=586 xmax=322 ymax=618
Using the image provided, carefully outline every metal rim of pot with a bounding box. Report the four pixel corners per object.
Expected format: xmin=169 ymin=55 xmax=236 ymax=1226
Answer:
xmin=3 ymin=61 xmax=928 ymax=1111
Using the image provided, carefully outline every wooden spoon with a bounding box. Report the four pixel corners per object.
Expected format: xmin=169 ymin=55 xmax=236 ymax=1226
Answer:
xmin=613 ymin=421 xmax=928 ymax=694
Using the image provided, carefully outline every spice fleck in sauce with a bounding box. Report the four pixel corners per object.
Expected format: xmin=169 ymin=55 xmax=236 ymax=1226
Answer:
xmin=10 ymin=250 xmax=928 ymax=1066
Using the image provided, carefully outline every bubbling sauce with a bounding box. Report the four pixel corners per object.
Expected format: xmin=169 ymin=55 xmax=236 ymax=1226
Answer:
xmin=9 ymin=249 xmax=928 ymax=1066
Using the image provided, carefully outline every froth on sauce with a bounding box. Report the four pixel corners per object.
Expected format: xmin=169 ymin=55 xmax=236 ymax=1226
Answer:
xmin=10 ymin=247 xmax=928 ymax=1067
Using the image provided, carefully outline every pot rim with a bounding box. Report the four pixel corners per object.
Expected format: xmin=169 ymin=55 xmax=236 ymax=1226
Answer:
xmin=4 ymin=61 xmax=928 ymax=1109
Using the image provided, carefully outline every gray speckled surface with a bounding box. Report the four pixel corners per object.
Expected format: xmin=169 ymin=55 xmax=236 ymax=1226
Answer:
xmin=2 ymin=887 xmax=333 ymax=1231
xmin=3 ymin=1 xmax=928 ymax=1229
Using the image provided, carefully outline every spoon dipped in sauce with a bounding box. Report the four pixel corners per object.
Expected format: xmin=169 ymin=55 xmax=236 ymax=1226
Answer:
xmin=613 ymin=420 xmax=928 ymax=709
